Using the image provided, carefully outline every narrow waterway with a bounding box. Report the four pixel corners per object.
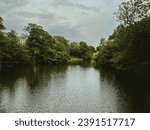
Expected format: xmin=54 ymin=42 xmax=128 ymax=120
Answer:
xmin=0 ymin=65 xmax=149 ymax=112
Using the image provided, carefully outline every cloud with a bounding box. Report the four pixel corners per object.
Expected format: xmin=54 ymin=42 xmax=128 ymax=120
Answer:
xmin=0 ymin=0 xmax=126 ymax=46
xmin=49 ymin=0 xmax=100 ymax=12
xmin=0 ymin=0 xmax=28 ymax=13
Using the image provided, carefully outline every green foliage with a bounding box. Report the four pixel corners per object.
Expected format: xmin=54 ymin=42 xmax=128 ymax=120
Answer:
xmin=96 ymin=16 xmax=150 ymax=72
xmin=70 ymin=42 xmax=81 ymax=57
xmin=1 ymin=5 xmax=150 ymax=73
xmin=70 ymin=41 xmax=94 ymax=61
xmin=39 ymin=48 xmax=70 ymax=64
xmin=25 ymin=23 xmax=70 ymax=64
xmin=25 ymin=23 xmax=53 ymax=57
xmin=53 ymin=36 xmax=70 ymax=54
xmin=79 ymin=41 xmax=92 ymax=61
xmin=0 ymin=16 xmax=5 ymax=31
xmin=68 ymin=57 xmax=83 ymax=65
xmin=91 ymin=52 xmax=99 ymax=66
xmin=0 ymin=30 xmax=31 ymax=67
xmin=92 ymin=52 xmax=99 ymax=61
xmin=0 ymin=16 xmax=96 ymax=67
xmin=96 ymin=41 xmax=116 ymax=67
xmin=96 ymin=0 xmax=150 ymax=72
xmin=114 ymin=0 xmax=150 ymax=26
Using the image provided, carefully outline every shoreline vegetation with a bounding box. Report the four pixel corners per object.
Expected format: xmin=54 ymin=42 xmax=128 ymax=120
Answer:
xmin=0 ymin=0 xmax=150 ymax=74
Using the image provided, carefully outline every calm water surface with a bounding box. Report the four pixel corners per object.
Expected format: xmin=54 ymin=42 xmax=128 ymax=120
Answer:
xmin=0 ymin=65 xmax=150 ymax=113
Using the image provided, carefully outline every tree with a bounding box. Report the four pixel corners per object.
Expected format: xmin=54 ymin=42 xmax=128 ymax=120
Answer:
xmin=7 ymin=29 xmax=19 ymax=43
xmin=0 ymin=16 xmax=6 ymax=47
xmin=53 ymin=36 xmax=69 ymax=46
xmin=0 ymin=29 xmax=30 ymax=66
xmin=96 ymin=16 xmax=150 ymax=72
xmin=108 ymin=25 xmax=124 ymax=40
xmin=25 ymin=23 xmax=69 ymax=64
xmin=96 ymin=38 xmax=106 ymax=51
xmin=96 ymin=41 xmax=116 ymax=67
xmin=114 ymin=0 xmax=150 ymax=26
xmin=79 ymin=41 xmax=92 ymax=61
xmin=89 ymin=46 xmax=95 ymax=52
xmin=25 ymin=23 xmax=54 ymax=63
xmin=0 ymin=16 xmax=6 ymax=65
xmin=0 ymin=16 xmax=5 ymax=31
xmin=70 ymin=41 xmax=94 ymax=61
xmin=53 ymin=36 xmax=70 ymax=54
xmin=70 ymin=42 xmax=80 ymax=57
xmin=100 ymin=38 xmax=105 ymax=45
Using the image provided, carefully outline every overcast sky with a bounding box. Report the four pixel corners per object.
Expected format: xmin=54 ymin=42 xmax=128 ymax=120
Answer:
xmin=0 ymin=0 xmax=127 ymax=46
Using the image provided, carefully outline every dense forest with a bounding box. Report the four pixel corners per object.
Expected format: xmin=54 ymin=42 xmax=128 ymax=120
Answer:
xmin=0 ymin=0 xmax=150 ymax=73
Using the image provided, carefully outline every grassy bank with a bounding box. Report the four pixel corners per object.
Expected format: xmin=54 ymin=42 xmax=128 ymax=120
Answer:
xmin=68 ymin=57 xmax=83 ymax=65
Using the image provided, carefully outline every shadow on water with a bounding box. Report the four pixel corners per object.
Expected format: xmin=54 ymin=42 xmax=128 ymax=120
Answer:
xmin=0 ymin=67 xmax=27 ymax=92
xmin=25 ymin=65 xmax=68 ymax=94
xmin=0 ymin=65 xmax=150 ymax=112
xmin=0 ymin=65 xmax=68 ymax=112
xmin=0 ymin=65 xmax=68 ymax=92
xmin=98 ymin=67 xmax=150 ymax=112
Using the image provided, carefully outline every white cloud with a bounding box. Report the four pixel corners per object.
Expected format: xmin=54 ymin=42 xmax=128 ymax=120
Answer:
xmin=0 ymin=0 xmax=127 ymax=46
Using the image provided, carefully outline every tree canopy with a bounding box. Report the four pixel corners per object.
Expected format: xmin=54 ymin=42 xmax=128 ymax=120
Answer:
xmin=0 ymin=18 xmax=95 ymax=67
xmin=1 ymin=0 xmax=149 ymax=73
xmin=114 ymin=0 xmax=150 ymax=26
xmin=96 ymin=0 xmax=150 ymax=72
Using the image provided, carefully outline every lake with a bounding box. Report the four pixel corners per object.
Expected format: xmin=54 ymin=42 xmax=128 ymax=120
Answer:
xmin=0 ymin=65 xmax=150 ymax=113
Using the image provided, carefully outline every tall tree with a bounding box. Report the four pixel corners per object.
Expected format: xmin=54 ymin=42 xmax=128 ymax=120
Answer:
xmin=25 ymin=23 xmax=69 ymax=64
xmin=114 ymin=0 xmax=150 ymax=26
xmin=25 ymin=23 xmax=53 ymax=58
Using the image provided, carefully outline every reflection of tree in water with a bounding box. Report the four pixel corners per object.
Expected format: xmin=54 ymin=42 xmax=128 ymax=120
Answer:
xmin=25 ymin=65 xmax=68 ymax=93
xmin=0 ymin=67 xmax=28 ymax=112
xmin=98 ymin=67 xmax=118 ymax=86
xmin=99 ymin=67 xmax=150 ymax=112
xmin=0 ymin=65 xmax=68 ymax=94
xmin=0 ymin=65 xmax=68 ymax=112
xmin=0 ymin=67 xmax=27 ymax=92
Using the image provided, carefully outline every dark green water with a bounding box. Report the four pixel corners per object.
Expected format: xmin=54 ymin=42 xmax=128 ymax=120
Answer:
xmin=0 ymin=65 xmax=150 ymax=113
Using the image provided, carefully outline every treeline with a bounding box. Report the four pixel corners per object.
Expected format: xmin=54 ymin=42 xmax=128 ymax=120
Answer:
xmin=95 ymin=0 xmax=150 ymax=73
xmin=0 ymin=19 xmax=95 ymax=67
xmin=1 ymin=0 xmax=150 ymax=73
